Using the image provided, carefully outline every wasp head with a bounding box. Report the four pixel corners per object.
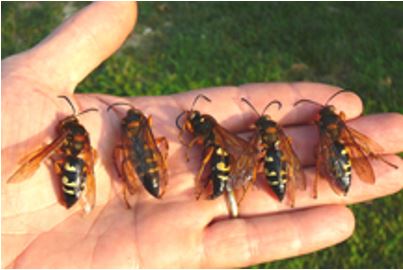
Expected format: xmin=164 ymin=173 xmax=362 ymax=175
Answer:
xmin=184 ymin=110 xmax=214 ymax=136
xmin=59 ymin=116 xmax=86 ymax=135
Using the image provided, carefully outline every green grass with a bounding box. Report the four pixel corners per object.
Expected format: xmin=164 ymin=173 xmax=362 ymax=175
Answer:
xmin=2 ymin=2 xmax=402 ymax=268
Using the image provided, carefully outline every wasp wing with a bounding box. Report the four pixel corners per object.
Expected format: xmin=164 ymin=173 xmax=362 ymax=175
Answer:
xmin=277 ymin=128 xmax=306 ymax=190
xmin=277 ymin=128 xmax=306 ymax=207
xmin=119 ymin=129 xmax=143 ymax=195
xmin=212 ymin=124 xmax=258 ymax=190
xmin=316 ymin=133 xmax=346 ymax=197
xmin=344 ymin=124 xmax=397 ymax=168
xmin=79 ymin=146 xmax=97 ymax=213
xmin=344 ymin=126 xmax=384 ymax=155
xmin=7 ymin=133 xmax=68 ymax=183
xmin=339 ymin=125 xmax=375 ymax=184
xmin=143 ymin=117 xmax=169 ymax=198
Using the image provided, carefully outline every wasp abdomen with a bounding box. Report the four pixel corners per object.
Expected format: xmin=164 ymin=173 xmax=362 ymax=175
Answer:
xmin=61 ymin=156 xmax=86 ymax=208
xmin=264 ymin=144 xmax=287 ymax=201
xmin=329 ymin=141 xmax=352 ymax=194
xmin=209 ymin=146 xmax=230 ymax=199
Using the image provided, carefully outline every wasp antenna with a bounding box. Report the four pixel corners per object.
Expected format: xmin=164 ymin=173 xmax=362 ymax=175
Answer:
xmin=175 ymin=111 xmax=186 ymax=130
xmin=191 ymin=94 xmax=211 ymax=111
xmin=58 ymin=95 xmax=77 ymax=115
xmin=262 ymin=100 xmax=282 ymax=115
xmin=325 ymin=89 xmax=347 ymax=105
xmin=76 ymin=108 xmax=99 ymax=117
xmin=240 ymin=97 xmax=260 ymax=117
xmin=107 ymin=102 xmax=133 ymax=112
xmin=293 ymin=99 xmax=324 ymax=108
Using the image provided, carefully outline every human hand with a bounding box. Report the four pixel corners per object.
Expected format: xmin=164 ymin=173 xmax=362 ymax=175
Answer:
xmin=2 ymin=2 xmax=403 ymax=268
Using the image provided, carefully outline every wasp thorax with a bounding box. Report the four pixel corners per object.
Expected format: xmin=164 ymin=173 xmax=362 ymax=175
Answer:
xmin=123 ymin=109 xmax=145 ymax=134
xmin=319 ymin=106 xmax=342 ymax=139
xmin=256 ymin=116 xmax=278 ymax=143
xmin=60 ymin=116 xmax=79 ymax=131
xmin=126 ymin=109 xmax=143 ymax=122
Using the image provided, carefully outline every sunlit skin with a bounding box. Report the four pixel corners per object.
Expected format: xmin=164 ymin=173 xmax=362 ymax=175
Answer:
xmin=2 ymin=2 xmax=403 ymax=268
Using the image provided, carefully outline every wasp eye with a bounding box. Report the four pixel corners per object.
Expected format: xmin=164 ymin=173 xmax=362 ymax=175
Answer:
xmin=200 ymin=117 xmax=205 ymax=123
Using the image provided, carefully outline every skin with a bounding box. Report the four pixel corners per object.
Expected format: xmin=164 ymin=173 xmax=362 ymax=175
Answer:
xmin=2 ymin=2 xmax=403 ymax=268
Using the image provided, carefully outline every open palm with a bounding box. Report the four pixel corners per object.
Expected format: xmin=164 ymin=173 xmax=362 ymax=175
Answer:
xmin=2 ymin=2 xmax=403 ymax=268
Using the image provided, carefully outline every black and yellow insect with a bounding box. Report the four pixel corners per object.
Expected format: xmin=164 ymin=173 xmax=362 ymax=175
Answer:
xmin=8 ymin=96 xmax=98 ymax=213
xmin=108 ymin=103 xmax=168 ymax=204
xmin=176 ymin=95 xmax=257 ymax=217
xmin=294 ymin=90 xmax=398 ymax=197
xmin=241 ymin=98 xmax=306 ymax=207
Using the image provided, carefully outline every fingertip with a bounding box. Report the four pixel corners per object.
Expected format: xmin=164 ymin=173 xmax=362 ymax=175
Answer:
xmin=347 ymin=113 xmax=403 ymax=154
xmin=286 ymin=82 xmax=364 ymax=124
xmin=305 ymin=205 xmax=355 ymax=246
xmin=287 ymin=205 xmax=355 ymax=259
xmin=201 ymin=204 xmax=356 ymax=268
xmin=14 ymin=2 xmax=138 ymax=93
xmin=331 ymin=89 xmax=363 ymax=120
xmin=100 ymin=1 xmax=138 ymax=35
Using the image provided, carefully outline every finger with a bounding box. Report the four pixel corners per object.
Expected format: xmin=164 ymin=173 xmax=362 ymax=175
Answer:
xmin=163 ymin=113 xmax=403 ymax=193
xmin=287 ymin=113 xmax=403 ymax=166
xmin=113 ymin=82 xmax=361 ymax=149
xmin=201 ymin=205 xmax=354 ymax=268
xmin=3 ymin=2 xmax=137 ymax=93
xmin=170 ymin=82 xmax=363 ymax=132
xmin=237 ymin=154 xmax=402 ymax=217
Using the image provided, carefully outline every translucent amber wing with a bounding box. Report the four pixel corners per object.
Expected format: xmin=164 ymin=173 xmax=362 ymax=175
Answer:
xmin=8 ymin=133 xmax=67 ymax=183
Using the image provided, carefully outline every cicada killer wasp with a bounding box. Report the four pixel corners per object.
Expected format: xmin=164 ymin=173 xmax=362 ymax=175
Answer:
xmin=176 ymin=94 xmax=257 ymax=218
xmin=294 ymin=90 xmax=398 ymax=197
xmin=107 ymin=103 xmax=168 ymax=205
xmin=8 ymin=96 xmax=98 ymax=213
xmin=241 ymin=98 xmax=306 ymax=207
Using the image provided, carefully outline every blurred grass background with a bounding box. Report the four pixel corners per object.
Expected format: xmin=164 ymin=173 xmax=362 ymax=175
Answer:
xmin=2 ymin=2 xmax=402 ymax=268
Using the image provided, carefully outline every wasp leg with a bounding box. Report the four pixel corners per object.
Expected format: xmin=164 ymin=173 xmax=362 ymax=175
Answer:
xmin=339 ymin=111 xmax=347 ymax=121
xmin=92 ymin=148 xmax=98 ymax=163
xmin=195 ymin=146 xmax=215 ymax=200
xmin=113 ymin=145 xmax=124 ymax=178
xmin=122 ymin=185 xmax=131 ymax=209
xmin=156 ymin=137 xmax=169 ymax=160
xmin=184 ymin=136 xmax=203 ymax=162
xmin=155 ymin=137 xmax=169 ymax=198
xmin=147 ymin=115 xmax=153 ymax=127
xmin=53 ymin=158 xmax=64 ymax=175
xmin=156 ymin=136 xmax=169 ymax=173
xmin=286 ymin=165 xmax=296 ymax=208
xmin=177 ymin=121 xmax=189 ymax=146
